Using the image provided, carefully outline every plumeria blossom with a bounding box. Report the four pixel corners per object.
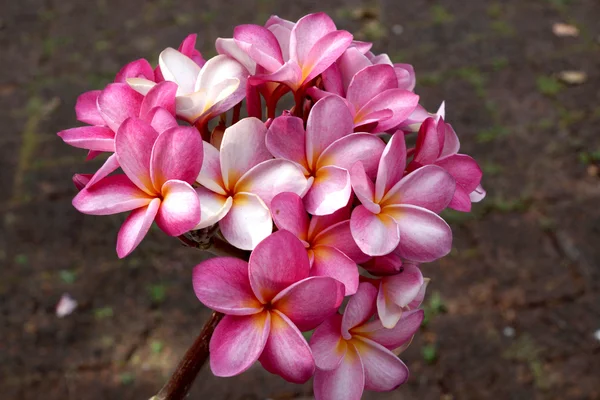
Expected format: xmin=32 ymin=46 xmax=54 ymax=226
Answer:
xmin=408 ymin=114 xmax=485 ymax=211
xmin=310 ymin=282 xmax=424 ymax=400
xmin=195 ymin=117 xmax=308 ymax=250
xmin=350 ymin=131 xmax=455 ymax=257
xmin=193 ymin=230 xmax=344 ymax=383
xmin=155 ymin=34 xmax=206 ymax=81
xmin=128 ymin=48 xmax=247 ymax=125
xmin=219 ymin=12 xmax=353 ymax=92
xmin=271 ymin=192 xmax=369 ymax=295
xmin=72 ymin=116 xmax=202 ymax=257
xmin=266 ymin=96 xmax=385 ymax=215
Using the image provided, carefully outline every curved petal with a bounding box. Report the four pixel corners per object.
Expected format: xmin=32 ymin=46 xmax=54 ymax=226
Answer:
xmin=72 ymin=173 xmax=92 ymax=191
xmin=350 ymin=205 xmax=399 ymax=256
xmin=57 ymin=126 xmax=115 ymax=152
xmin=150 ymin=126 xmax=203 ymax=190
xmin=436 ymin=154 xmax=482 ymax=194
xmin=448 ymin=186 xmax=472 ymax=212
xmin=306 ymin=96 xmax=353 ymax=170
xmin=309 ymin=314 xmax=347 ymax=370
xmin=289 ymin=12 xmax=336 ymax=67
xmin=126 ymin=77 xmax=156 ymax=96
xmin=155 ymin=180 xmax=200 ymax=236
xmin=177 ymin=34 xmax=205 ymax=66
xmin=249 ymin=230 xmax=310 ymax=303
xmin=382 ymin=165 xmax=455 ymax=213
xmin=259 ymin=310 xmax=315 ymax=384
xmin=216 ymin=37 xmax=257 ymax=74
xmin=196 ymin=54 xmax=247 ymax=102
xmin=321 ymin=62 xmax=344 ymax=96
xmin=116 ymin=198 xmax=160 ymax=258
xmin=209 ymin=312 xmax=271 ymax=377
xmin=115 ymin=117 xmax=159 ymax=194
xmin=272 ymin=276 xmax=344 ymax=331
xmin=97 ymin=83 xmax=143 ymax=133
xmin=440 ymin=121 xmax=460 ymax=158
xmin=362 ymin=250 xmax=403 ymax=276
xmin=383 ymin=205 xmax=452 ymax=262
xmin=307 ymin=201 xmax=351 ymax=241
xmin=86 ymin=153 xmax=120 ymax=188
xmin=338 ymin=47 xmax=371 ymax=92
xmin=271 ymin=192 xmax=309 ymax=241
xmin=412 ymin=117 xmax=444 ymax=165
xmin=304 ymin=165 xmax=351 ymax=216
xmin=349 ymin=162 xmax=379 ymax=214
xmin=313 ymin=220 xmax=370 ymax=264
xmin=376 ymin=286 xmax=404 ymax=330
xmin=470 ymin=184 xmax=486 ymax=203
xmin=346 ymin=64 xmax=397 ymax=110
xmin=219 ymin=192 xmax=272 ymax=250
xmin=72 ymin=174 xmax=153 ymax=215
xmin=313 ymin=343 xmax=364 ymax=400
xmin=147 ymin=107 xmax=179 ymax=133
xmin=352 ymin=337 xmax=409 ymax=391
xmin=317 ymin=133 xmax=385 ymax=177
xmin=377 ymin=264 xmax=423 ymax=328
xmin=341 ymin=282 xmax=378 ymax=339
xmin=375 ymin=132 xmax=406 ymax=203
xmin=220 ymin=117 xmax=271 ymax=190
xmin=114 ymin=59 xmax=154 ymax=83
xmin=358 ymin=89 xmax=419 ymax=132
xmin=158 ymin=47 xmax=201 ymax=95
xmin=352 ymin=309 xmax=424 ymax=350
xmin=265 ymin=115 xmax=308 ymax=172
xmin=139 ymin=81 xmax=177 ymax=121
xmin=233 ymin=24 xmax=284 ymax=72
xmin=311 ymin=245 xmax=359 ymax=296
xmin=193 ymin=257 xmax=262 ymax=315
xmin=248 ymin=60 xmax=302 ymax=91
xmin=196 ymin=141 xmax=226 ymax=195
xmin=303 ymin=30 xmax=353 ymax=83
xmin=394 ymin=63 xmax=416 ymax=91
xmin=235 ymin=159 xmax=307 ymax=208
xmin=194 ymin=186 xmax=232 ymax=229
xmin=75 ymin=90 xmax=103 ymax=125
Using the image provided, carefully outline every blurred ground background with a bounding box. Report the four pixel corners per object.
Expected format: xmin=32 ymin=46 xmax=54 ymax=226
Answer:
xmin=1 ymin=0 xmax=600 ymax=399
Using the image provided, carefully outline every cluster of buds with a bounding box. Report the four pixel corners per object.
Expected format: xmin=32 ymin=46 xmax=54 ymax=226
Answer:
xmin=59 ymin=12 xmax=484 ymax=400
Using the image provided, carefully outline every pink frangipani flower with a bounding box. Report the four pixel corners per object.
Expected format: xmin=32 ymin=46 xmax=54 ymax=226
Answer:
xmin=310 ymin=282 xmax=424 ymax=400
xmin=271 ymin=192 xmax=368 ymax=295
xmin=195 ymin=117 xmax=308 ymax=250
xmin=72 ymin=117 xmax=202 ymax=258
xmin=350 ymin=132 xmax=455 ymax=258
xmin=266 ymin=96 xmax=385 ymax=215
xmin=193 ymin=230 xmax=344 ymax=383
xmin=408 ymin=115 xmax=485 ymax=211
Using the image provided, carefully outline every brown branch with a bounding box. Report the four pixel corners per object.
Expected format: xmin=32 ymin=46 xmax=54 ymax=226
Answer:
xmin=151 ymin=311 xmax=224 ymax=400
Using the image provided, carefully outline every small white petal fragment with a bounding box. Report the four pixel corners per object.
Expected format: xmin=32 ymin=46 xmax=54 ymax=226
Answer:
xmin=552 ymin=23 xmax=579 ymax=37
xmin=594 ymin=329 xmax=600 ymax=341
xmin=557 ymin=70 xmax=587 ymax=85
xmin=56 ymin=293 xmax=78 ymax=318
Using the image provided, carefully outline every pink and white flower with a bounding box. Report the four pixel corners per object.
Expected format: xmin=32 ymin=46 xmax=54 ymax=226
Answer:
xmin=311 ymin=282 xmax=424 ymax=400
xmin=195 ymin=117 xmax=308 ymax=250
xmin=350 ymin=132 xmax=455 ymax=258
xmin=72 ymin=117 xmax=202 ymax=258
xmin=193 ymin=230 xmax=344 ymax=383
xmin=266 ymin=96 xmax=385 ymax=215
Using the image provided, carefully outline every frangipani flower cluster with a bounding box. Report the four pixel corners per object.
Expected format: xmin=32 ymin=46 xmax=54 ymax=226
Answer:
xmin=59 ymin=12 xmax=484 ymax=400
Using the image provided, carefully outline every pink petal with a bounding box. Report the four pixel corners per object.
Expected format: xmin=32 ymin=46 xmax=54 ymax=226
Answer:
xmin=139 ymin=81 xmax=177 ymax=121
xmin=271 ymin=192 xmax=309 ymax=241
xmin=317 ymin=133 xmax=385 ymax=178
xmin=216 ymin=37 xmax=257 ymax=74
xmin=219 ymin=192 xmax=272 ymax=250
xmin=259 ymin=310 xmax=315 ymax=384
xmin=235 ymin=159 xmax=308 ymax=208
xmin=359 ymin=89 xmax=419 ymax=132
xmin=313 ymin=343 xmax=365 ymax=400
xmin=312 ymin=220 xmax=370 ymax=264
xmin=311 ymin=245 xmax=359 ymax=296
xmin=346 ymin=64 xmax=397 ymax=111
xmin=150 ymin=126 xmax=203 ymax=189
xmin=448 ymin=186 xmax=472 ymax=212
xmin=320 ymin=62 xmax=344 ymax=96
xmin=249 ymin=230 xmax=310 ymax=304
xmin=349 ymin=162 xmax=379 ymax=214
xmin=382 ymin=165 xmax=455 ymax=213
xmin=377 ymin=264 xmax=423 ymax=328
xmin=289 ymin=12 xmax=336 ymax=68
xmin=341 ymin=282 xmax=378 ymax=338
xmin=440 ymin=121 xmax=460 ymax=158
xmin=116 ymin=198 xmax=161 ymax=258
xmin=303 ymin=30 xmax=353 ymax=83
xmin=75 ymin=90 xmax=103 ymax=125
xmin=375 ymin=132 xmax=406 ymax=203
xmin=248 ymin=61 xmax=303 ymax=91
xmin=272 ymin=276 xmax=344 ymax=331
xmin=352 ymin=309 xmax=424 ymax=350
xmin=115 ymin=118 xmax=159 ymax=194
xmin=309 ymin=314 xmax=347 ymax=370
xmin=470 ymin=184 xmax=486 ymax=203
xmin=147 ymin=107 xmax=179 ymax=133
xmin=362 ymin=250 xmax=403 ymax=276
xmin=376 ymin=287 xmax=404 ymax=330
xmin=197 ymin=141 xmax=226 ymax=195
xmin=193 ymin=257 xmax=263 ymax=315
xmin=209 ymin=312 xmax=271 ymax=377
xmin=304 ymin=165 xmax=351 ymax=216
xmin=155 ymin=180 xmax=200 ymax=236
xmin=194 ymin=186 xmax=232 ymax=229
xmin=97 ymin=83 xmax=143 ymax=133
xmin=383 ymin=204 xmax=452 ymax=262
xmin=338 ymin=47 xmax=371 ymax=93
xmin=436 ymin=154 xmax=483 ymax=194
xmin=233 ymin=24 xmax=284 ymax=72
xmin=307 ymin=201 xmax=351 ymax=241
xmin=350 ymin=205 xmax=399 ymax=256
xmin=412 ymin=117 xmax=444 ymax=165
xmin=352 ymin=337 xmax=409 ymax=391
xmin=305 ymin=96 xmax=353 ymax=170
xmin=72 ymin=174 xmax=153 ymax=215
xmin=57 ymin=126 xmax=115 ymax=152
xmin=265 ymin=115 xmax=309 ymax=172
xmin=177 ymin=34 xmax=205 ymax=67
xmin=72 ymin=173 xmax=92 ymax=191
xmin=85 ymin=153 xmax=120 ymax=188
xmin=114 ymin=59 xmax=154 ymax=83
xmin=220 ymin=117 xmax=271 ymax=190
xmin=394 ymin=63 xmax=416 ymax=91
